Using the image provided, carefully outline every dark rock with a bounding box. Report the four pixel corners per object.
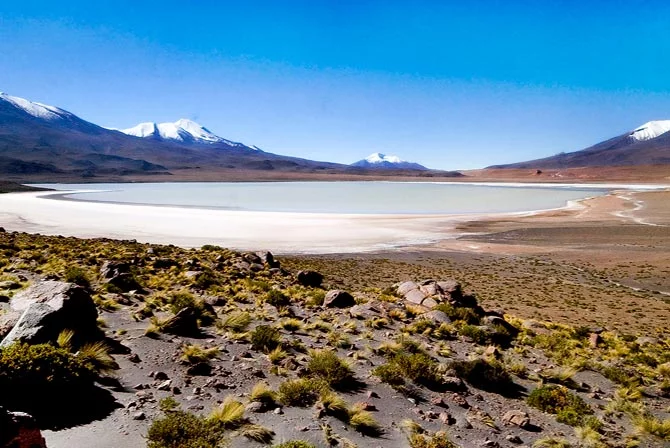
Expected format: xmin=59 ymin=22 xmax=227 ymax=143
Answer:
xmin=0 ymin=295 xmax=9 ymax=303
xmin=439 ymin=412 xmax=455 ymax=425
xmin=160 ymin=308 xmax=200 ymax=337
xmin=128 ymin=353 xmax=141 ymax=363
xmin=243 ymin=253 xmax=263 ymax=264
xmin=506 ymin=435 xmax=523 ymax=444
xmin=297 ymin=270 xmax=323 ymax=288
xmin=153 ymin=372 xmax=169 ymax=381
xmin=323 ymin=290 xmax=355 ymax=308
xmin=258 ymin=251 xmax=280 ymax=268
xmin=0 ymin=407 xmax=47 ymax=448
xmin=1 ymin=281 xmax=98 ymax=347
xmin=249 ymin=263 xmax=264 ymax=272
xmin=132 ymin=411 xmax=146 ymax=421
xmin=589 ymin=333 xmax=603 ymax=348
xmin=0 ymin=280 xmax=21 ymax=290
xmin=154 ymin=258 xmax=179 ymax=269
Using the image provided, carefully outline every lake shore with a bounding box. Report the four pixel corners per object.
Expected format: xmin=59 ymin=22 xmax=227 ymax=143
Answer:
xmin=0 ymin=184 xmax=667 ymax=254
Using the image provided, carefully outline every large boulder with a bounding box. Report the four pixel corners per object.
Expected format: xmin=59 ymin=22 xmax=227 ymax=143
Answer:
xmin=323 ymin=290 xmax=355 ymax=308
xmin=0 ymin=407 xmax=47 ymax=448
xmin=1 ymin=281 xmax=98 ymax=348
xmin=297 ymin=271 xmax=323 ymax=288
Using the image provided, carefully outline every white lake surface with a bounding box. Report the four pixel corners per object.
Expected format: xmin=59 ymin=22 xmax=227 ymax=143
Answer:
xmin=34 ymin=182 xmax=611 ymax=215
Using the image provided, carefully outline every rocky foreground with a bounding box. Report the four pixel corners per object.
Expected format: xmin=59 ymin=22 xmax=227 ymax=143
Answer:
xmin=0 ymin=231 xmax=668 ymax=448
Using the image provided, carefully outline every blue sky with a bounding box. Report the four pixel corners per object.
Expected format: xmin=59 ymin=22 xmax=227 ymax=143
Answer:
xmin=1 ymin=1 xmax=669 ymax=169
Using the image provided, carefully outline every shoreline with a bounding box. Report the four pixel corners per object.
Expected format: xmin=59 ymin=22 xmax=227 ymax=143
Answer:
xmin=1 ymin=183 xmax=668 ymax=255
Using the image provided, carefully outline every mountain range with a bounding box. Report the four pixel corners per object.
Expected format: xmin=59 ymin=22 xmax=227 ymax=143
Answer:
xmin=489 ymin=120 xmax=670 ymax=169
xmin=0 ymin=92 xmax=443 ymax=180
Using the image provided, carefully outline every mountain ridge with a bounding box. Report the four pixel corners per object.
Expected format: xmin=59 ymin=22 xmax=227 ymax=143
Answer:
xmin=489 ymin=120 xmax=670 ymax=169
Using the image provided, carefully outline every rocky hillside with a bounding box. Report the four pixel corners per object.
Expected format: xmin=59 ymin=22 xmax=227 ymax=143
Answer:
xmin=0 ymin=231 xmax=668 ymax=448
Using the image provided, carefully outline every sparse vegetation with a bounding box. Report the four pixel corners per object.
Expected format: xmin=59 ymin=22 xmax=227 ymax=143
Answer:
xmin=527 ymin=385 xmax=592 ymax=426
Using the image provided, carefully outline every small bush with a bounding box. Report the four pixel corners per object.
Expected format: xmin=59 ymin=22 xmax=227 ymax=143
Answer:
xmin=374 ymin=351 xmax=442 ymax=390
xmin=265 ymin=290 xmax=290 ymax=307
xmin=434 ymin=303 xmax=481 ymax=325
xmin=307 ymin=350 xmax=356 ymax=389
xmin=147 ymin=410 xmax=224 ymax=448
xmin=278 ymin=378 xmax=321 ymax=407
xmin=458 ymin=324 xmax=490 ymax=344
xmin=64 ymin=266 xmax=90 ymax=287
xmin=527 ymin=385 xmax=592 ymax=426
xmin=250 ymin=325 xmax=281 ymax=353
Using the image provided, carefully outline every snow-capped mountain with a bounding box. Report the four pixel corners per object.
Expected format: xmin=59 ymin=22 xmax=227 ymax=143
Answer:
xmin=351 ymin=152 xmax=428 ymax=170
xmin=0 ymin=92 xmax=76 ymax=121
xmin=628 ymin=120 xmax=670 ymax=142
xmin=121 ymin=119 xmax=253 ymax=148
xmin=490 ymin=119 xmax=670 ymax=169
xmin=0 ymin=90 xmax=342 ymax=177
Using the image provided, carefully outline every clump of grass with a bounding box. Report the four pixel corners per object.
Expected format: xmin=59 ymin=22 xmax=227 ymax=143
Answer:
xmin=348 ymin=403 xmax=382 ymax=436
xmin=408 ymin=431 xmax=457 ymax=448
xmin=76 ymin=341 xmax=118 ymax=374
xmin=279 ymin=318 xmax=302 ymax=332
xmin=307 ymin=350 xmax=356 ymax=390
xmin=208 ymin=395 xmax=247 ymax=430
xmin=319 ymin=389 xmax=349 ymax=419
xmin=166 ymin=291 xmax=216 ymax=326
xmin=264 ymin=290 xmax=290 ymax=307
xmin=250 ymin=325 xmax=281 ymax=353
xmin=268 ymin=346 xmax=288 ymax=365
xmin=180 ymin=344 xmax=219 ymax=365
xmin=450 ymin=358 xmax=518 ymax=396
xmin=219 ymin=311 xmax=252 ymax=332
xmin=633 ymin=415 xmax=670 ymax=441
xmin=278 ymin=378 xmax=322 ymax=407
xmin=239 ymin=423 xmax=275 ymax=444
xmin=373 ymin=351 xmax=442 ymax=391
xmin=527 ymin=385 xmax=592 ymax=426
xmin=64 ymin=266 xmax=91 ymax=287
xmin=532 ymin=437 xmax=572 ymax=448
xmin=249 ymin=382 xmax=277 ymax=406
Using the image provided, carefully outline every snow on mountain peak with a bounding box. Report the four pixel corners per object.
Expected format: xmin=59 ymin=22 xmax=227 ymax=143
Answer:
xmin=0 ymin=92 xmax=71 ymax=121
xmin=629 ymin=120 xmax=670 ymax=141
xmin=120 ymin=119 xmax=245 ymax=147
xmin=364 ymin=152 xmax=404 ymax=164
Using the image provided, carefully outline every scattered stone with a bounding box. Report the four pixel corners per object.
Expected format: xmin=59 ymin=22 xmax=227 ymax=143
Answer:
xmin=323 ymin=290 xmax=355 ymax=308
xmin=1 ymin=281 xmax=99 ymax=348
xmin=128 ymin=353 xmax=141 ymax=363
xmin=296 ymin=270 xmax=323 ymax=288
xmin=132 ymin=412 xmax=146 ymax=421
xmin=502 ymin=410 xmax=531 ymax=429
xmin=154 ymin=372 xmax=169 ymax=381
xmin=100 ymin=261 xmax=142 ymax=292
xmin=157 ymin=380 xmax=172 ymax=391
xmin=367 ymin=391 xmax=380 ymax=399
xmin=506 ymin=435 xmax=523 ymax=444
xmin=457 ymin=418 xmax=473 ymax=429
xmin=484 ymin=346 xmax=501 ymax=359
xmin=449 ymin=394 xmax=470 ymax=408
xmin=273 ymin=407 xmax=283 ymax=415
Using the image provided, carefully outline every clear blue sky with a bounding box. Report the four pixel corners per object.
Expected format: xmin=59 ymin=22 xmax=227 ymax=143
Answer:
xmin=1 ymin=1 xmax=669 ymax=169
